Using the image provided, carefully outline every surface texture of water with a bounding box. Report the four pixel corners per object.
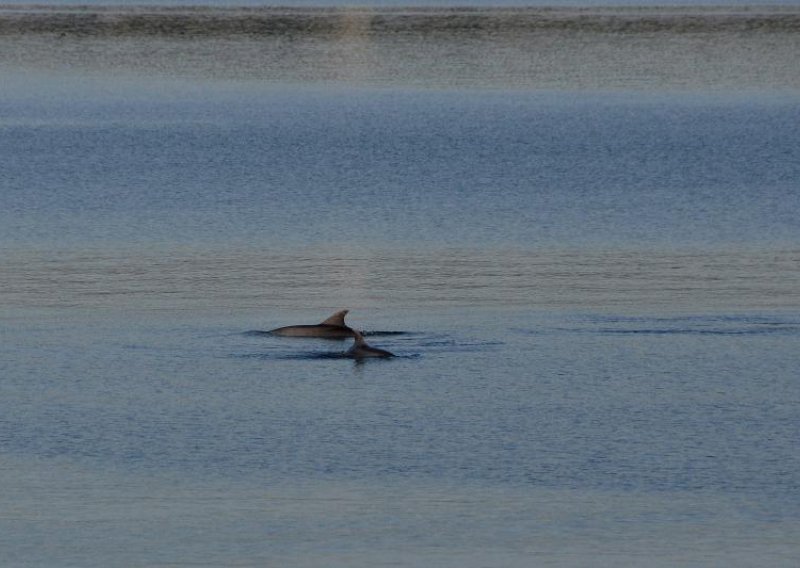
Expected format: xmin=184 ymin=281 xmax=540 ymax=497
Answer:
xmin=2 ymin=4 xmax=800 ymax=567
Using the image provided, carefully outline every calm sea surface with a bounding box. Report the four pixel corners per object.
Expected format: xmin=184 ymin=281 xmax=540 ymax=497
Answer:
xmin=2 ymin=4 xmax=800 ymax=566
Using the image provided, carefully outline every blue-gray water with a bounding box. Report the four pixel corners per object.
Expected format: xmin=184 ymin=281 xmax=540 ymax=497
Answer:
xmin=2 ymin=4 xmax=800 ymax=567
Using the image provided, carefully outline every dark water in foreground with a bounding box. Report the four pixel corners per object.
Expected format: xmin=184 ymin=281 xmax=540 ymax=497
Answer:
xmin=2 ymin=5 xmax=800 ymax=566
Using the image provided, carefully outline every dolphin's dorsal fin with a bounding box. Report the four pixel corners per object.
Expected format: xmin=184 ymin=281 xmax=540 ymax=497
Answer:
xmin=352 ymin=329 xmax=367 ymax=346
xmin=320 ymin=309 xmax=349 ymax=327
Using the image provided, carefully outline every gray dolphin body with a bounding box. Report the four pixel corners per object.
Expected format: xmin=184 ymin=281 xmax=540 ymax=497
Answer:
xmin=270 ymin=309 xmax=355 ymax=338
xmin=346 ymin=330 xmax=394 ymax=359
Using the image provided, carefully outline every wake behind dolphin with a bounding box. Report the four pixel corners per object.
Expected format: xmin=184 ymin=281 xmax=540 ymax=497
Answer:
xmin=269 ymin=309 xmax=355 ymax=338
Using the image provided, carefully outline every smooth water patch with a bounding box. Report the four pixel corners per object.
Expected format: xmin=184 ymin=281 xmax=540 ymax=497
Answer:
xmin=4 ymin=307 xmax=799 ymax=491
xmin=542 ymin=313 xmax=800 ymax=337
xmin=3 ymin=304 xmax=799 ymax=565
xmin=3 ymin=454 xmax=798 ymax=568
xmin=2 ymin=86 xmax=799 ymax=252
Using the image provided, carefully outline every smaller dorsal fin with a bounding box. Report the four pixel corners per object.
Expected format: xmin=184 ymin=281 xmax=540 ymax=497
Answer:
xmin=319 ymin=309 xmax=349 ymax=327
xmin=352 ymin=329 xmax=367 ymax=346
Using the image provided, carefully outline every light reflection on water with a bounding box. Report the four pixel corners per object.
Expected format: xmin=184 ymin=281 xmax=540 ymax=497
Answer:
xmin=2 ymin=246 xmax=800 ymax=312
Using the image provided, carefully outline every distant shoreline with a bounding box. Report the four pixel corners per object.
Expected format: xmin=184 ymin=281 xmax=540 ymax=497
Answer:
xmin=3 ymin=4 xmax=800 ymax=37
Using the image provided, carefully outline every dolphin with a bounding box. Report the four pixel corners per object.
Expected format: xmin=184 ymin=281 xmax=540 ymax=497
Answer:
xmin=269 ymin=309 xmax=355 ymax=338
xmin=346 ymin=329 xmax=394 ymax=359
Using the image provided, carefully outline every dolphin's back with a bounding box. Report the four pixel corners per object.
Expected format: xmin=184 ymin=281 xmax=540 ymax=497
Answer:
xmin=347 ymin=330 xmax=394 ymax=358
xmin=269 ymin=309 xmax=354 ymax=338
xmin=271 ymin=324 xmax=353 ymax=338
